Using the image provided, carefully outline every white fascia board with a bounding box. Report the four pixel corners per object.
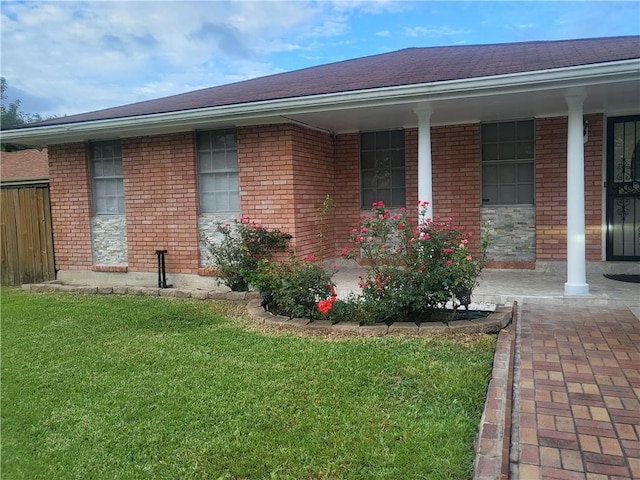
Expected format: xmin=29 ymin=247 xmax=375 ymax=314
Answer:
xmin=3 ymin=59 xmax=639 ymax=147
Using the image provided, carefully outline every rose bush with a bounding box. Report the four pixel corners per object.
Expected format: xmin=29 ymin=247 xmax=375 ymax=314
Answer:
xmin=203 ymin=203 xmax=486 ymax=325
xmin=343 ymin=201 xmax=486 ymax=324
xmin=202 ymin=217 xmax=291 ymax=291
xmin=247 ymin=255 xmax=338 ymax=321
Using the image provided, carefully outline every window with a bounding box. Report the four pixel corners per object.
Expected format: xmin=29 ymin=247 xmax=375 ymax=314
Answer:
xmin=360 ymin=130 xmax=405 ymax=207
xmin=90 ymin=140 xmax=124 ymax=214
xmin=481 ymin=120 xmax=534 ymax=205
xmin=197 ymin=129 xmax=240 ymax=213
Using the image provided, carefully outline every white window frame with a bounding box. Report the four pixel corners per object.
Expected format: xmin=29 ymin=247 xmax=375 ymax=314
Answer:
xmin=360 ymin=129 xmax=406 ymax=208
xmin=481 ymin=120 xmax=535 ymax=205
xmin=89 ymin=140 xmax=124 ymax=215
xmin=197 ymin=129 xmax=240 ymax=213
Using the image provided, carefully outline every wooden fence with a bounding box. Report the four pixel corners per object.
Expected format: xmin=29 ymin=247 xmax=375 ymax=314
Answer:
xmin=1 ymin=184 xmax=55 ymax=285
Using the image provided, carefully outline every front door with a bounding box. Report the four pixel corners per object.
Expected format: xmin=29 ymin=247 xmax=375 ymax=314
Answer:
xmin=606 ymin=115 xmax=640 ymax=261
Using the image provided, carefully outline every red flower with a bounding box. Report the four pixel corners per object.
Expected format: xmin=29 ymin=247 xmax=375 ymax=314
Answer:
xmin=317 ymin=284 xmax=338 ymax=314
xmin=317 ymin=300 xmax=333 ymax=314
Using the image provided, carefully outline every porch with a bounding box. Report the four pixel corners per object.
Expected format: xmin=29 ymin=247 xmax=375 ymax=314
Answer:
xmin=332 ymin=264 xmax=640 ymax=312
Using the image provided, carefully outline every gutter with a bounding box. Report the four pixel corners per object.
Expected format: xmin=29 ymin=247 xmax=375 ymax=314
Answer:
xmin=2 ymin=59 xmax=639 ymax=147
xmin=1 ymin=178 xmax=50 ymax=187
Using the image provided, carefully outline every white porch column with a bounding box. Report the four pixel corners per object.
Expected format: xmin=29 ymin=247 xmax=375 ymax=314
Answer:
xmin=564 ymin=91 xmax=589 ymax=295
xmin=414 ymin=105 xmax=433 ymax=220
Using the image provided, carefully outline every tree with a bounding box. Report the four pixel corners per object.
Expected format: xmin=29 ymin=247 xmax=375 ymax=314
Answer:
xmin=1 ymin=77 xmax=44 ymax=151
xmin=1 ymin=77 xmax=44 ymax=128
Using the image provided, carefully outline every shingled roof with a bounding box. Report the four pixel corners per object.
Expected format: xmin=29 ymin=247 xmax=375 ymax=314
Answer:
xmin=19 ymin=35 xmax=640 ymax=128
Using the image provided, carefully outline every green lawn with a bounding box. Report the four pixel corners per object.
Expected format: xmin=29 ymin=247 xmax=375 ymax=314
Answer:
xmin=1 ymin=288 xmax=496 ymax=480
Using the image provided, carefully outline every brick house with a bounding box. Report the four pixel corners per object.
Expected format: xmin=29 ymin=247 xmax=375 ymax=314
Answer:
xmin=3 ymin=36 xmax=640 ymax=292
xmin=0 ymin=148 xmax=49 ymax=185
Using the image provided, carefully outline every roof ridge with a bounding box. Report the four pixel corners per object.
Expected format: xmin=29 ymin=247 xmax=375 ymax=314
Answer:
xmin=400 ymin=35 xmax=640 ymax=51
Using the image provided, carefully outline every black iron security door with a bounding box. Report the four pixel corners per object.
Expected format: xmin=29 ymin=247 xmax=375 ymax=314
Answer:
xmin=606 ymin=115 xmax=640 ymax=261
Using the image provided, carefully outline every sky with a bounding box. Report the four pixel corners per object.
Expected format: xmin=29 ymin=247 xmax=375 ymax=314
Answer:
xmin=1 ymin=0 xmax=639 ymax=119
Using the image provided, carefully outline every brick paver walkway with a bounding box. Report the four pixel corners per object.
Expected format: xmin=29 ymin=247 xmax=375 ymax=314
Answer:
xmin=511 ymin=303 xmax=640 ymax=479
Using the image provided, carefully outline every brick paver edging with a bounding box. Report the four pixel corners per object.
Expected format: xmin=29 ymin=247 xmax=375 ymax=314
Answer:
xmin=473 ymin=302 xmax=518 ymax=480
xmin=23 ymin=282 xmax=512 ymax=336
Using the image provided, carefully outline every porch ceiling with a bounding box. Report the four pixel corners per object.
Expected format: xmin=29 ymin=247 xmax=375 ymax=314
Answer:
xmin=283 ymin=77 xmax=640 ymax=134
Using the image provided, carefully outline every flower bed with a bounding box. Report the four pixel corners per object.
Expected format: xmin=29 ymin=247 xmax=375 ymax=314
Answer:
xmin=202 ymin=200 xmax=491 ymax=326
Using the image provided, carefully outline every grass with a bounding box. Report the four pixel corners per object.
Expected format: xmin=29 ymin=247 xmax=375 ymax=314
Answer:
xmin=1 ymin=287 xmax=496 ymax=480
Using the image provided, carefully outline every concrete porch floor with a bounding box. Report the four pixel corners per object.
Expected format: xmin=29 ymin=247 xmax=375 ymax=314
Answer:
xmin=332 ymin=267 xmax=640 ymax=312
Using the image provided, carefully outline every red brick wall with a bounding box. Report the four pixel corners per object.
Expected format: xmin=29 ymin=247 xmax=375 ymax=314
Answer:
xmin=536 ymin=115 xmax=603 ymax=262
xmin=584 ymin=114 xmax=604 ymax=262
xmin=431 ymin=124 xmax=482 ymax=253
xmin=333 ymin=133 xmax=361 ymax=256
xmin=238 ymin=125 xmax=296 ymax=234
xmin=47 ymin=116 xmax=606 ymax=276
xmin=48 ymin=143 xmax=93 ymax=270
xmin=405 ymin=129 xmax=419 ymax=208
xmin=536 ymin=117 xmax=567 ymax=261
xmin=238 ymin=124 xmax=335 ymax=258
xmin=1 ymin=148 xmax=49 ymax=181
xmin=122 ymin=132 xmax=199 ymax=274
xmin=290 ymin=125 xmax=335 ymax=257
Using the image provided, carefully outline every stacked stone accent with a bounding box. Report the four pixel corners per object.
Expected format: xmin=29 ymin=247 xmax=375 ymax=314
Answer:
xmin=198 ymin=214 xmax=239 ymax=268
xmin=91 ymin=215 xmax=128 ymax=265
xmin=482 ymin=206 xmax=536 ymax=263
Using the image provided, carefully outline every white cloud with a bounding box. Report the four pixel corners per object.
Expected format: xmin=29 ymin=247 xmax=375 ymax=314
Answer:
xmin=0 ymin=0 xmax=358 ymax=117
xmin=330 ymin=0 xmax=407 ymax=15
xmin=403 ymin=25 xmax=469 ymax=38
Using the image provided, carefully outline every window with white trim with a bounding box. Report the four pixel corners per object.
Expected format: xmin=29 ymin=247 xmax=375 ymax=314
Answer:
xmin=481 ymin=120 xmax=535 ymax=205
xmin=90 ymin=140 xmax=124 ymax=214
xmin=360 ymin=129 xmax=405 ymax=207
xmin=197 ymin=129 xmax=240 ymax=213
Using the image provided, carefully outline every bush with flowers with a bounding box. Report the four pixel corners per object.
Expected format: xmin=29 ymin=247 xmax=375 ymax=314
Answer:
xmin=203 ymin=205 xmax=486 ymax=325
xmin=202 ymin=217 xmax=291 ymax=291
xmin=340 ymin=201 xmax=487 ymax=324
xmin=246 ymin=255 xmax=338 ymax=320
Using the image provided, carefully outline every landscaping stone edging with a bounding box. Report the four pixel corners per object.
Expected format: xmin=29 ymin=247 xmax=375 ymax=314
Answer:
xmin=23 ymin=282 xmax=262 ymax=302
xmin=247 ymin=298 xmax=512 ymax=336
xmin=22 ymin=282 xmax=512 ymax=336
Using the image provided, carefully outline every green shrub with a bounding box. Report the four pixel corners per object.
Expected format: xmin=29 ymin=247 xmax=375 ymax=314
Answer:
xmin=325 ymin=294 xmax=365 ymax=325
xmin=344 ymin=201 xmax=487 ymax=324
xmin=202 ymin=217 xmax=291 ymax=291
xmin=247 ymin=255 xmax=337 ymax=320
